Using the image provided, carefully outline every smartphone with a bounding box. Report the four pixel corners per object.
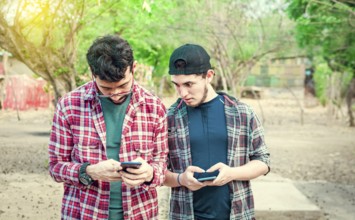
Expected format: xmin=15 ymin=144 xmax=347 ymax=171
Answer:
xmin=197 ymin=176 xmax=217 ymax=182
xmin=194 ymin=170 xmax=219 ymax=182
xmin=120 ymin=161 xmax=142 ymax=169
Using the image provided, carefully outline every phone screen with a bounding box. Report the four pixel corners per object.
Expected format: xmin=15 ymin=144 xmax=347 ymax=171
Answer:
xmin=194 ymin=170 xmax=219 ymax=182
xmin=197 ymin=176 xmax=217 ymax=182
xmin=120 ymin=161 xmax=142 ymax=169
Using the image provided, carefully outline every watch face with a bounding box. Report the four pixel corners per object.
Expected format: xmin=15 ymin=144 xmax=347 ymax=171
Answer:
xmin=79 ymin=177 xmax=87 ymax=185
xmin=80 ymin=176 xmax=90 ymax=185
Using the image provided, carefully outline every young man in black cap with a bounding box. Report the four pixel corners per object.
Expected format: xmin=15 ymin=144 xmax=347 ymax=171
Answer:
xmin=164 ymin=44 xmax=270 ymax=220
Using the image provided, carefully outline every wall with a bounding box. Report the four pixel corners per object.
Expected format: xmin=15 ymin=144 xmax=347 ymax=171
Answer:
xmin=0 ymin=57 xmax=52 ymax=110
xmin=2 ymin=75 xmax=51 ymax=110
xmin=245 ymin=57 xmax=306 ymax=87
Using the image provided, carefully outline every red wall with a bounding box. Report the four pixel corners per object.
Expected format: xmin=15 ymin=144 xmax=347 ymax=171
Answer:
xmin=2 ymin=75 xmax=52 ymax=110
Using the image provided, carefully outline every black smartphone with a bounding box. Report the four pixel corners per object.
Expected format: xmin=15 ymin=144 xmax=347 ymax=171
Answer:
xmin=194 ymin=170 xmax=219 ymax=182
xmin=120 ymin=161 xmax=142 ymax=170
xmin=197 ymin=176 xmax=217 ymax=182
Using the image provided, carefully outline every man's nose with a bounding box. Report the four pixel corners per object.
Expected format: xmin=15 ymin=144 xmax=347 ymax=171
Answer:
xmin=111 ymin=88 xmax=121 ymax=95
xmin=178 ymin=87 xmax=188 ymax=98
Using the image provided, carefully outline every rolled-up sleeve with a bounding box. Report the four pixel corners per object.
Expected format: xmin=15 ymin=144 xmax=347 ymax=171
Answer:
xmin=249 ymin=111 xmax=270 ymax=172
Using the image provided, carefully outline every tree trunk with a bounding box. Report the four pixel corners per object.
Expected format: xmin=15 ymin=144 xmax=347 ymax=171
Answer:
xmin=51 ymin=76 xmax=76 ymax=105
xmin=0 ymin=53 xmax=8 ymax=110
xmin=346 ymin=77 xmax=355 ymax=127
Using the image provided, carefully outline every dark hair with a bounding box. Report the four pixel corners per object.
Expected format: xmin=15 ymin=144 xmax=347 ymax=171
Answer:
xmin=86 ymin=35 xmax=134 ymax=82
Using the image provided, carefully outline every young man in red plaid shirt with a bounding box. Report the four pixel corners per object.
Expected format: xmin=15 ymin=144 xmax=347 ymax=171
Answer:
xmin=48 ymin=35 xmax=168 ymax=219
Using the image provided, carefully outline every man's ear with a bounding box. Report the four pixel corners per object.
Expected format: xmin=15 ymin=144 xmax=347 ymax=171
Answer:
xmin=206 ymin=69 xmax=215 ymax=83
xmin=131 ymin=61 xmax=138 ymax=74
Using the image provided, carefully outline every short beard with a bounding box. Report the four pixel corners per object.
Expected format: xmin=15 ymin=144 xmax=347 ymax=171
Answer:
xmin=190 ymin=85 xmax=208 ymax=107
xmin=110 ymin=95 xmax=129 ymax=105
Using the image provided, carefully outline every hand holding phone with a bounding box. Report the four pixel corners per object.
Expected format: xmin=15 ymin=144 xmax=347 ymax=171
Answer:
xmin=119 ymin=159 xmax=154 ymax=187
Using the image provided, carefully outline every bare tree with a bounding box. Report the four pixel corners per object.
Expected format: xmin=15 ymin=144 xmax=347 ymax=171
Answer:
xmin=167 ymin=0 xmax=293 ymax=96
xmin=209 ymin=1 xmax=292 ymax=96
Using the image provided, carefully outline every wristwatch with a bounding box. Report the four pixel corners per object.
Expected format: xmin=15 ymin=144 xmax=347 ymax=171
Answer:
xmin=79 ymin=162 xmax=93 ymax=185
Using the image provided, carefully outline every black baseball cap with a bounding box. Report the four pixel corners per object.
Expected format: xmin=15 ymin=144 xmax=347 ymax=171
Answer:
xmin=169 ymin=44 xmax=212 ymax=75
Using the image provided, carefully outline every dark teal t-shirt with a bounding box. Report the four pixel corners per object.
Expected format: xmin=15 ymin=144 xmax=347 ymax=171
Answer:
xmin=100 ymin=95 xmax=131 ymax=220
xmin=187 ymin=95 xmax=231 ymax=220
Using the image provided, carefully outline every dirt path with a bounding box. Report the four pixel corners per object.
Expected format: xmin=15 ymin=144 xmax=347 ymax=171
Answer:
xmin=0 ymin=88 xmax=354 ymax=219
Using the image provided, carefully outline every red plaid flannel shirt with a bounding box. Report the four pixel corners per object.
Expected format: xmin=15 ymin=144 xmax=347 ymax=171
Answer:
xmin=48 ymin=81 xmax=168 ymax=220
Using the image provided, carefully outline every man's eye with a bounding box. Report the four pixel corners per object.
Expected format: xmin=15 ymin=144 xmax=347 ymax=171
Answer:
xmin=121 ymin=85 xmax=129 ymax=90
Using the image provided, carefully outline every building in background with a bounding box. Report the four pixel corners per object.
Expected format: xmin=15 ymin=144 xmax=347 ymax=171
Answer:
xmin=245 ymin=56 xmax=308 ymax=88
xmin=0 ymin=52 xmax=52 ymax=111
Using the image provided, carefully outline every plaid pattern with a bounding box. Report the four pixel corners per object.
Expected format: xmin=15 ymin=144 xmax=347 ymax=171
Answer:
xmin=167 ymin=93 xmax=270 ymax=220
xmin=48 ymin=81 xmax=168 ymax=220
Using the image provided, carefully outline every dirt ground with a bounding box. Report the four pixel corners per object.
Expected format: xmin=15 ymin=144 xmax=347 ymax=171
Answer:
xmin=0 ymin=87 xmax=354 ymax=220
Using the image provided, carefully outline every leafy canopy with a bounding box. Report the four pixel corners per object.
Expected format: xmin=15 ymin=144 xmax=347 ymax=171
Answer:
xmin=287 ymin=0 xmax=355 ymax=74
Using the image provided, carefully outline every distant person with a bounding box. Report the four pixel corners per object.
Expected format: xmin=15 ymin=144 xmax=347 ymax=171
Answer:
xmin=48 ymin=34 xmax=168 ymax=219
xmin=304 ymin=67 xmax=316 ymax=97
xmin=164 ymin=44 xmax=270 ymax=219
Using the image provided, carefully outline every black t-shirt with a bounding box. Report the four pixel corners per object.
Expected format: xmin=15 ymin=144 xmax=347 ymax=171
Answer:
xmin=187 ymin=95 xmax=231 ymax=220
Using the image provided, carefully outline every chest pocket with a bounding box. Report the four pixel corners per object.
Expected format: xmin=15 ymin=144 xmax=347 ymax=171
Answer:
xmin=129 ymin=142 xmax=154 ymax=162
xmin=72 ymin=135 xmax=102 ymax=163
